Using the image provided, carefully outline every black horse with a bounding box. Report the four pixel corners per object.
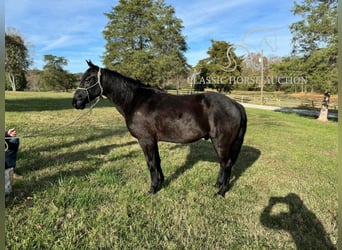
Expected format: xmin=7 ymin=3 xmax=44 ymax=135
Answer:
xmin=72 ymin=60 xmax=247 ymax=196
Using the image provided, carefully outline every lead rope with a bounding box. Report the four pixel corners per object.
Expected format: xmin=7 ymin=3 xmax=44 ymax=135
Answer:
xmin=24 ymin=96 xmax=102 ymax=139
xmin=5 ymin=68 xmax=104 ymax=151
xmin=4 ymin=97 xmax=101 ymax=151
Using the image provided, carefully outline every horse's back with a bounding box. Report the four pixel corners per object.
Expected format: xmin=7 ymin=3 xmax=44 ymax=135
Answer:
xmin=203 ymin=92 xmax=245 ymax=121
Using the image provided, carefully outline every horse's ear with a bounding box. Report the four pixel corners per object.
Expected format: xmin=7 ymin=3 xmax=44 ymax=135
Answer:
xmin=86 ymin=60 xmax=96 ymax=68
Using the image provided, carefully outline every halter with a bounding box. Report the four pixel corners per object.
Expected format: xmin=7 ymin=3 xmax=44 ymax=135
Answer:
xmin=76 ymin=68 xmax=104 ymax=103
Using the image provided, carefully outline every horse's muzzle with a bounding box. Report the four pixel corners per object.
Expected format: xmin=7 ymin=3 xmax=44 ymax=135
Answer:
xmin=72 ymin=99 xmax=85 ymax=109
xmin=72 ymin=94 xmax=87 ymax=110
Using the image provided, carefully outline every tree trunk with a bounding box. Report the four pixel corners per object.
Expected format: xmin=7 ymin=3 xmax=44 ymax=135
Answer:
xmin=317 ymin=91 xmax=330 ymax=122
xmin=8 ymin=73 xmax=16 ymax=91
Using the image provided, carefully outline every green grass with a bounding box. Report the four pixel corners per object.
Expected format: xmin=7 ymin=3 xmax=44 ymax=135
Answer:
xmin=5 ymin=91 xmax=338 ymax=249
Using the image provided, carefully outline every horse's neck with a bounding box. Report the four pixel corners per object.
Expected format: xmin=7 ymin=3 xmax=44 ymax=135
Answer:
xmin=103 ymin=73 xmax=138 ymax=116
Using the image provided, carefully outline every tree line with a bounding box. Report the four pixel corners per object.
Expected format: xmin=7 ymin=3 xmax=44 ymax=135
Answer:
xmin=5 ymin=0 xmax=337 ymax=94
xmin=5 ymin=30 xmax=78 ymax=91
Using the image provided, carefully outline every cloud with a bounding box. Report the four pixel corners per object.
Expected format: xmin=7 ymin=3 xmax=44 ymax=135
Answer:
xmin=40 ymin=36 xmax=74 ymax=51
xmin=174 ymin=0 xmax=253 ymax=28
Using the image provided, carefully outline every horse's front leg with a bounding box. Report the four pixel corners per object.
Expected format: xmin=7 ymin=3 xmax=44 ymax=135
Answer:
xmin=138 ymin=138 xmax=164 ymax=194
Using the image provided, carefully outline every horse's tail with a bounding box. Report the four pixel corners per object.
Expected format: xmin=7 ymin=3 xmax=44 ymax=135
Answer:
xmin=230 ymin=104 xmax=247 ymax=165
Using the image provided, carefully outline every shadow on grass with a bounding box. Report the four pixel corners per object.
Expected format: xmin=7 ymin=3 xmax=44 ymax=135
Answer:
xmin=260 ymin=193 xmax=336 ymax=249
xmin=6 ymin=128 xmax=137 ymax=207
xmin=5 ymin=96 xmax=113 ymax=112
xmin=274 ymin=107 xmax=338 ymax=122
xmin=164 ymin=140 xmax=260 ymax=190
xmin=24 ymin=127 xmax=129 ymax=155
xmin=18 ymin=128 xmax=129 ymax=173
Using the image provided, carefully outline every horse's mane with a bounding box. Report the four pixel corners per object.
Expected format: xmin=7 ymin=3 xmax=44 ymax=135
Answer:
xmin=86 ymin=60 xmax=161 ymax=92
xmin=103 ymin=68 xmax=157 ymax=90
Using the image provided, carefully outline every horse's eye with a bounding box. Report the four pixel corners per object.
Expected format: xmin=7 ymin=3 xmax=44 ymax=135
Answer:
xmin=85 ymin=78 xmax=92 ymax=83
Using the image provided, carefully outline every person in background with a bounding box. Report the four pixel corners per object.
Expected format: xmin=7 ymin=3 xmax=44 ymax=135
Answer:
xmin=5 ymin=128 xmax=21 ymax=178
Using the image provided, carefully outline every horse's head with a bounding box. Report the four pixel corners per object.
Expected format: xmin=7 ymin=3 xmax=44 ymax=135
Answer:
xmin=72 ymin=60 xmax=103 ymax=109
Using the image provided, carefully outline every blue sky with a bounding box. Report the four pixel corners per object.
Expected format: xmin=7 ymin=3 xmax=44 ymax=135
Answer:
xmin=5 ymin=0 xmax=300 ymax=73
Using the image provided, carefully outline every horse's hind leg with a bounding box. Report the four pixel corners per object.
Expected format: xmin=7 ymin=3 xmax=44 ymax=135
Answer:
xmin=138 ymin=138 xmax=164 ymax=194
xmin=211 ymin=137 xmax=233 ymax=197
xmin=216 ymin=159 xmax=233 ymax=197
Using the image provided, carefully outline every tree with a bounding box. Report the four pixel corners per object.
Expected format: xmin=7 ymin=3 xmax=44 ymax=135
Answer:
xmin=270 ymin=56 xmax=307 ymax=92
xmin=26 ymin=69 xmax=42 ymax=91
xmin=194 ymin=40 xmax=242 ymax=92
xmin=317 ymin=91 xmax=330 ymax=122
xmin=5 ymin=29 xmax=31 ymax=91
xmin=149 ymin=0 xmax=188 ymax=86
xmin=289 ymin=0 xmax=337 ymax=93
xmin=290 ymin=0 xmax=337 ymax=56
xmin=39 ymin=55 xmax=77 ymax=91
xmin=102 ymin=0 xmax=188 ymax=86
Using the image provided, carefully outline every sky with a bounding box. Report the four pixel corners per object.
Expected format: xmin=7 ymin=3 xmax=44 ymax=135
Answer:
xmin=5 ymin=0 xmax=301 ymax=73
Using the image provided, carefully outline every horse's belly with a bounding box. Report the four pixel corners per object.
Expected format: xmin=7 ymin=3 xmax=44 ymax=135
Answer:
xmin=156 ymin=116 xmax=208 ymax=143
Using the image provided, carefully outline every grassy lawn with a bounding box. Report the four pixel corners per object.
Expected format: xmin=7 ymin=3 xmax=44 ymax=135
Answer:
xmin=5 ymin=91 xmax=337 ymax=249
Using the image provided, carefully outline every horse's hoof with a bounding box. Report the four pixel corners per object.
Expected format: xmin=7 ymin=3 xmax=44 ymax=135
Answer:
xmin=148 ymin=184 xmax=162 ymax=194
xmin=214 ymin=182 xmax=222 ymax=188
xmin=215 ymin=191 xmax=225 ymax=197
xmin=215 ymin=186 xmax=228 ymax=197
xmin=148 ymin=188 xmax=157 ymax=194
